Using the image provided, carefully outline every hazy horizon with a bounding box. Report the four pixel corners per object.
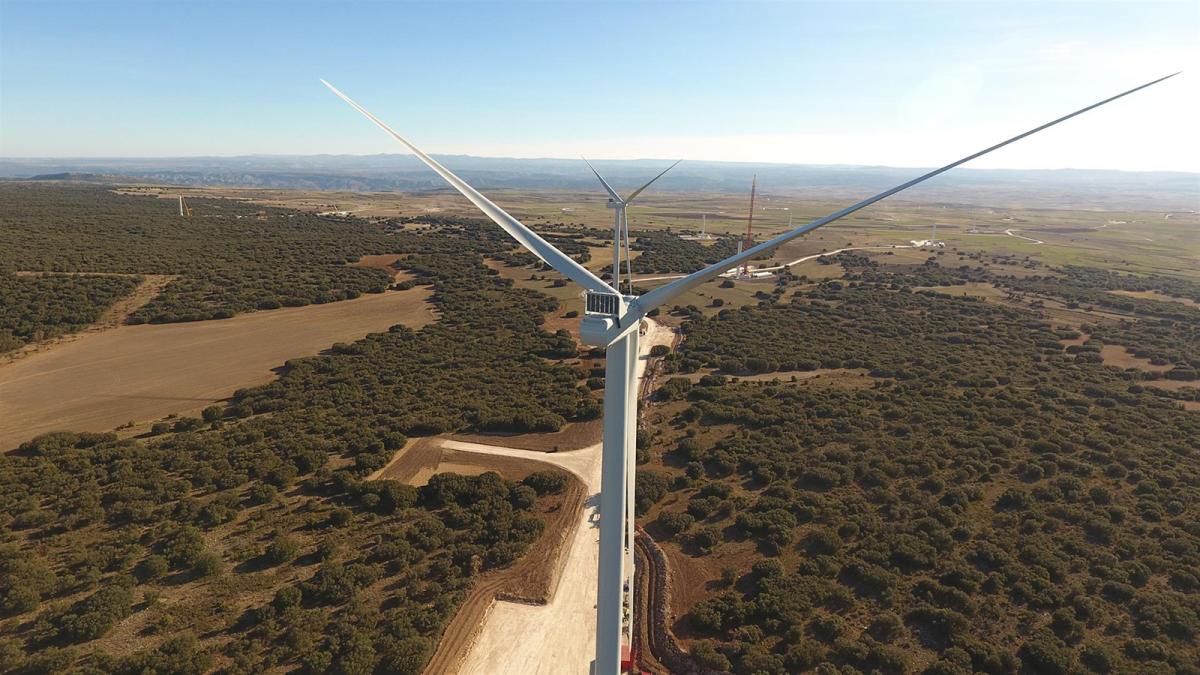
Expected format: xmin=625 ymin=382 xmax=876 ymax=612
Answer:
xmin=6 ymin=153 xmax=1197 ymax=212
xmin=4 ymin=152 xmax=1198 ymax=174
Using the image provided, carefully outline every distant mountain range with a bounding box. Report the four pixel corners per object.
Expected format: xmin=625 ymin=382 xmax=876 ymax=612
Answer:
xmin=2 ymin=155 xmax=1197 ymax=210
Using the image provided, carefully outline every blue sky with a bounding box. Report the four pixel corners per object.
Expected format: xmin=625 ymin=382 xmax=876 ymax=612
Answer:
xmin=1 ymin=1 xmax=1197 ymax=171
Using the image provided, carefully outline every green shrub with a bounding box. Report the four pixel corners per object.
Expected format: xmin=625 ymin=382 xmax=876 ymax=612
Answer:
xmin=522 ymin=470 xmax=569 ymax=496
xmin=136 ymin=555 xmax=169 ymax=583
xmin=57 ymin=583 xmax=135 ymax=642
xmin=192 ymin=552 xmax=223 ymax=578
xmin=265 ymin=536 xmax=300 ymax=566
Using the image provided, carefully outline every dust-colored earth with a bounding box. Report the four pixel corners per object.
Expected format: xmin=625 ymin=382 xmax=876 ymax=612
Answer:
xmin=1109 ymin=289 xmax=1200 ymax=308
xmin=0 ymin=287 xmax=435 ymax=451
xmin=660 ymin=537 xmax=761 ymax=642
xmin=1098 ymin=344 xmax=1175 ymax=372
xmin=349 ymin=253 xmax=407 ymax=280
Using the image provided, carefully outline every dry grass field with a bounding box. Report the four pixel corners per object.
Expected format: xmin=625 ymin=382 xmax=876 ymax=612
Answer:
xmin=0 ymin=286 xmax=434 ymax=451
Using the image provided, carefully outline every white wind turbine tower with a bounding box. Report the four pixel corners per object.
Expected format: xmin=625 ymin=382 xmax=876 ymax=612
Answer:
xmin=320 ymin=72 xmax=1177 ymax=675
xmin=582 ymin=158 xmax=680 ymax=294
xmin=583 ymin=156 xmax=681 ymax=638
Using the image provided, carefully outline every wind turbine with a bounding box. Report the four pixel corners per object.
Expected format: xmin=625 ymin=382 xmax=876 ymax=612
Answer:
xmin=320 ymin=71 xmax=1177 ymax=675
xmin=582 ymin=158 xmax=680 ymax=294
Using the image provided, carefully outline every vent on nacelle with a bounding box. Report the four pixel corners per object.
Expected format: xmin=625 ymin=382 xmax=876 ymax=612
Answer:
xmin=585 ymin=291 xmax=621 ymax=316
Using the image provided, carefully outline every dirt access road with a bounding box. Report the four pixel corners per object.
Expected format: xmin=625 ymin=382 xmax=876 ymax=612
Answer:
xmin=439 ymin=319 xmax=675 ymax=675
xmin=0 ymin=287 xmax=434 ymax=451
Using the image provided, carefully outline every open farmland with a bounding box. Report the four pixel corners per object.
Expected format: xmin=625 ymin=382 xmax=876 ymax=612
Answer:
xmin=0 ymin=283 xmax=434 ymax=451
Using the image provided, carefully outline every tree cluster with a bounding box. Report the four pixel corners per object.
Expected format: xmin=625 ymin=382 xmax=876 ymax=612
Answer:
xmin=0 ymin=184 xmax=398 ymax=324
xmin=0 ymin=272 xmax=141 ymax=352
xmin=630 ymin=230 xmax=744 ymax=274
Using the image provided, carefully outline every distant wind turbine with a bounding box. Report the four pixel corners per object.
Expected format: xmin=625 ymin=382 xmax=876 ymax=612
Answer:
xmin=582 ymin=158 xmax=680 ymax=294
xmin=320 ymin=71 xmax=1178 ymax=675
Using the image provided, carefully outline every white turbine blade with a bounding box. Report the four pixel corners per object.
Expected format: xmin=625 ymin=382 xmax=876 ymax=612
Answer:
xmin=583 ymin=157 xmax=623 ymax=203
xmin=632 ymin=72 xmax=1181 ymax=316
xmin=321 ymin=79 xmax=611 ymax=295
xmin=625 ymin=159 xmax=681 ymax=203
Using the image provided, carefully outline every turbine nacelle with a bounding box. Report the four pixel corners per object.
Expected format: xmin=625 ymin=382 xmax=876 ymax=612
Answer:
xmin=581 ymin=291 xmax=639 ymax=346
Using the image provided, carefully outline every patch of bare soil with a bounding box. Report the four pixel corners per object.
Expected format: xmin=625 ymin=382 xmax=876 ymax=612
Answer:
xmin=370 ymin=437 xmax=443 ymax=482
xmin=1099 ymin=345 xmax=1174 ymax=372
xmin=914 ymin=282 xmax=1009 ymax=302
xmin=349 ymin=253 xmax=406 ymax=280
xmin=659 ymin=538 xmax=761 ymax=643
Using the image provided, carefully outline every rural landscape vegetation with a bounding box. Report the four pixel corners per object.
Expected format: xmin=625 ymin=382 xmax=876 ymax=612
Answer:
xmin=5 ymin=0 xmax=1200 ymax=670
xmin=0 ymin=176 xmax=1196 ymax=674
